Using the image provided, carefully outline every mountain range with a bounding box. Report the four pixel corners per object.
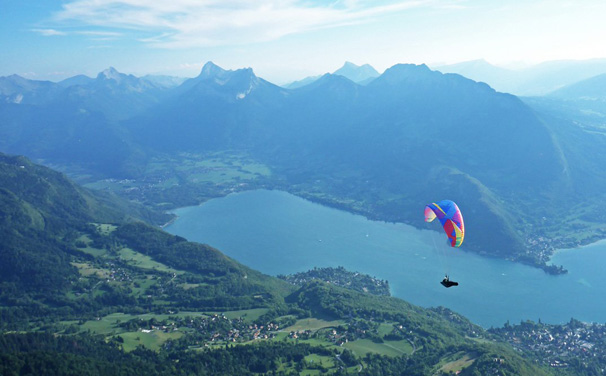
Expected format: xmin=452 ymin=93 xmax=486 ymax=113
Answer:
xmin=3 ymin=58 xmax=606 ymax=373
xmin=283 ymin=61 xmax=380 ymax=88
xmin=2 ymin=61 xmax=606 ymax=272
xmin=433 ymin=58 xmax=606 ymax=96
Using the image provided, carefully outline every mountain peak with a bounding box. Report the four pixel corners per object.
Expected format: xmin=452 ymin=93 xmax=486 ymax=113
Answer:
xmin=98 ymin=67 xmax=123 ymax=81
xmin=199 ymin=62 xmax=226 ymax=79
xmin=333 ymin=62 xmax=379 ymax=84
xmin=1 ymin=74 xmax=31 ymax=86
xmin=314 ymin=73 xmax=355 ymax=86
xmin=374 ymin=63 xmax=433 ymax=84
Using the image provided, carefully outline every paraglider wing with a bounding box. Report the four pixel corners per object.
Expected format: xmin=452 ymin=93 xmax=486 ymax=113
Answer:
xmin=424 ymin=200 xmax=465 ymax=247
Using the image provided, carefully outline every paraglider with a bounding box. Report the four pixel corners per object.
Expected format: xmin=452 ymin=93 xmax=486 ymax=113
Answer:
xmin=424 ymin=200 xmax=464 ymax=288
xmin=441 ymin=275 xmax=459 ymax=288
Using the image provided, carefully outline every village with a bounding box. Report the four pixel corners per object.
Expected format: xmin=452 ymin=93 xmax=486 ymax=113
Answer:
xmin=287 ymin=319 xmax=384 ymax=347
xmin=120 ymin=313 xmax=282 ymax=350
xmin=116 ymin=311 xmax=397 ymax=352
xmin=278 ymin=266 xmax=391 ymax=296
xmin=490 ymin=319 xmax=606 ymax=370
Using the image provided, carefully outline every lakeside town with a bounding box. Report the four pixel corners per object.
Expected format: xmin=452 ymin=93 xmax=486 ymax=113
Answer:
xmin=489 ymin=319 xmax=606 ymax=371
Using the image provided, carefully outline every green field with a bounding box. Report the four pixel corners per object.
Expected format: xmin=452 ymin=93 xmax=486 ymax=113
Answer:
xmin=343 ymin=338 xmax=413 ymax=357
xmin=284 ymin=318 xmax=344 ymax=332
xmin=377 ymin=322 xmax=396 ymax=336
xmin=216 ymin=308 xmax=270 ymax=322
xmin=74 ymin=234 xmax=109 ymax=257
xmin=173 ymin=153 xmax=271 ymax=185
xmin=93 ymin=223 xmax=117 ymax=235
xmin=118 ymin=247 xmax=182 ymax=274
xmin=301 ymin=354 xmax=336 ymax=374
xmin=87 ymin=152 xmax=271 ymax=195
xmin=436 ymin=351 xmax=478 ymax=374
xmin=79 ymin=312 xmax=210 ymax=336
xmin=80 ymin=313 xmax=137 ymax=335
xmin=119 ymin=330 xmax=184 ymax=352
xmin=71 ymin=262 xmax=110 ymax=278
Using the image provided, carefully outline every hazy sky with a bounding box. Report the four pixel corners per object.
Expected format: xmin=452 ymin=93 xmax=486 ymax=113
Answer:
xmin=2 ymin=0 xmax=606 ymax=84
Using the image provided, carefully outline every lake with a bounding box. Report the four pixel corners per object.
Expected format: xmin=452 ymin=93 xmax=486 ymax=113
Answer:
xmin=165 ymin=189 xmax=606 ymax=328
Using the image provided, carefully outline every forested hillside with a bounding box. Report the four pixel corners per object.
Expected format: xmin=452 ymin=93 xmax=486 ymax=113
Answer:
xmin=0 ymin=153 xmax=561 ymax=375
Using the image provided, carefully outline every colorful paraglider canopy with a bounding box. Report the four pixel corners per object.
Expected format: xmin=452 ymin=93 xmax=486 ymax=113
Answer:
xmin=424 ymin=200 xmax=465 ymax=247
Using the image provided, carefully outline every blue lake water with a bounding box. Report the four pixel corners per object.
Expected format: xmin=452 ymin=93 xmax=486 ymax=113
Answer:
xmin=165 ymin=189 xmax=606 ymax=328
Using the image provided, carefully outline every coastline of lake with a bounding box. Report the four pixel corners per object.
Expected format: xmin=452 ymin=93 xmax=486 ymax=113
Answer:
xmin=165 ymin=189 xmax=606 ymax=328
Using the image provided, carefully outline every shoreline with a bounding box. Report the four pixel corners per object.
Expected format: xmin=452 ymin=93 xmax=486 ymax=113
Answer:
xmin=549 ymin=237 xmax=606 ymax=259
xmin=160 ymin=214 xmax=178 ymax=229
xmin=159 ymin=187 xmax=603 ymax=276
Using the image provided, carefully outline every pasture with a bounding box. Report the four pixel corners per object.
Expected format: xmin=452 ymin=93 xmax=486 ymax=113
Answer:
xmin=118 ymin=247 xmax=182 ymax=274
xmin=343 ymin=338 xmax=413 ymax=357
xmin=284 ymin=318 xmax=344 ymax=332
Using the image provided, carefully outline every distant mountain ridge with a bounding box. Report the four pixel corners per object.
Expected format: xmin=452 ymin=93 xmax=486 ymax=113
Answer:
xmin=0 ymin=74 xmax=61 ymax=104
xmin=56 ymin=67 xmax=168 ymax=121
xmin=122 ymin=62 xmax=568 ymax=264
xmin=283 ymin=61 xmax=380 ymax=88
xmin=549 ymin=72 xmax=606 ymax=100
xmin=126 ymin=62 xmax=288 ymax=151
xmin=434 ymin=58 xmax=606 ymax=96
xmin=333 ymin=61 xmax=380 ymax=84
xmin=0 ymin=61 xmax=603 ymax=271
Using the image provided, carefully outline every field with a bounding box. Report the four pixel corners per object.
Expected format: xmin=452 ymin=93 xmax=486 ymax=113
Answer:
xmin=79 ymin=312 xmax=209 ymax=334
xmin=74 ymin=234 xmax=108 ymax=257
xmin=173 ymin=153 xmax=271 ymax=185
xmin=216 ymin=308 xmax=269 ymax=322
xmin=71 ymin=262 xmax=109 ymax=278
xmin=284 ymin=318 xmax=344 ymax=332
xmin=119 ymin=330 xmax=184 ymax=352
xmin=117 ymin=247 xmax=182 ymax=274
xmin=76 ymin=308 xmax=272 ymax=351
xmin=343 ymin=338 xmax=413 ymax=357
xmin=84 ymin=151 xmax=272 ymax=210
xmin=281 ymin=318 xmax=414 ymax=358
xmin=75 ymin=311 xmax=415 ymax=357
xmin=436 ymin=351 xmax=478 ymax=374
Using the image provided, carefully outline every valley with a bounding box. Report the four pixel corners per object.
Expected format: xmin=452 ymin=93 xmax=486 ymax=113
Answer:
xmin=74 ymin=147 xmax=599 ymax=274
xmin=0 ymin=153 xmax=558 ymax=375
xmin=4 ymin=1 xmax=606 ymax=374
xmin=3 ymin=60 xmax=606 ymax=374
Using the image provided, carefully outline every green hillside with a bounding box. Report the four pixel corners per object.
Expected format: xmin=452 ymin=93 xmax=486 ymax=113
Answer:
xmin=0 ymin=154 xmax=560 ymax=375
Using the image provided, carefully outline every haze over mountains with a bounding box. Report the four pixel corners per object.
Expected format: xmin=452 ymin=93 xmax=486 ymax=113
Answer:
xmin=433 ymin=58 xmax=606 ymax=96
xmin=2 ymin=59 xmax=606 ymax=272
xmin=284 ymin=62 xmax=380 ymax=88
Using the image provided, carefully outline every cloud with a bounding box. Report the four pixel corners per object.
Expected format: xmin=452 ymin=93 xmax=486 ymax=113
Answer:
xmin=77 ymin=30 xmax=123 ymax=37
xmin=53 ymin=0 xmax=441 ymax=48
xmin=32 ymin=28 xmax=67 ymax=36
xmin=32 ymin=28 xmax=123 ymax=40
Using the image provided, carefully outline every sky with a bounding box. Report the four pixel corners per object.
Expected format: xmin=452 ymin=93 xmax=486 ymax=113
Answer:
xmin=2 ymin=0 xmax=606 ymax=84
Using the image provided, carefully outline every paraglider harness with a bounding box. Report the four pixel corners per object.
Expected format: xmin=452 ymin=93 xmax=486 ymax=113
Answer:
xmin=441 ymin=275 xmax=458 ymax=288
